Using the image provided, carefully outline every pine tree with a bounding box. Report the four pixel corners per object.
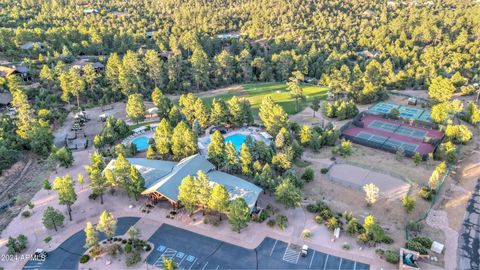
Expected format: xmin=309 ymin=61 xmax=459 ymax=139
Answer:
xmin=144 ymin=50 xmax=163 ymax=88
xmin=190 ymin=46 xmax=210 ymax=90
xmin=42 ymin=207 xmax=65 ymax=231
xmin=97 ymin=211 xmax=117 ymax=238
xmin=178 ymin=175 xmax=198 ymax=213
xmin=208 ymin=184 xmax=230 ymax=217
xmin=126 ymin=94 xmax=146 ymax=124
xmin=82 ymin=64 xmax=99 ymax=93
xmin=106 ymin=52 xmax=121 ymax=92
xmin=53 ymin=175 xmax=77 ymax=221
xmin=363 ymin=183 xmax=379 ymax=206
xmin=59 ymin=67 xmax=86 ymax=109
xmin=210 ymin=98 xmax=229 ymax=126
xmin=428 ymin=76 xmax=455 ymax=103
xmin=259 ymin=96 xmax=288 ymax=136
xmin=227 ymin=198 xmax=250 ymax=233
xmin=84 ymin=222 xmax=98 ymax=249
xmin=11 ymin=88 xmax=32 ymax=139
xmin=195 ymin=171 xmax=212 ymax=212
xmin=208 ymin=130 xmax=226 ymax=169
xmin=287 ymin=71 xmax=305 ymax=112
xmin=151 ymin=88 xmax=172 ymax=119
xmin=225 ymin=142 xmax=239 ymax=173
xmin=119 ymin=50 xmax=144 ymax=96
xmin=129 ymin=166 xmax=145 ymax=201
xmin=171 ymin=122 xmax=197 ymax=160
xmin=240 ymin=143 xmax=252 ymax=176
xmin=89 ymin=168 xmax=106 ymax=204
xmin=154 ymin=118 xmax=172 ymax=158
xmin=311 ymin=97 xmax=321 ymax=117
xmin=275 ymin=178 xmax=301 ymax=208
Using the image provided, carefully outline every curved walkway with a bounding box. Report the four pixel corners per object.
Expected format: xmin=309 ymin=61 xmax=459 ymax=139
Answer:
xmin=23 ymin=217 xmax=139 ymax=270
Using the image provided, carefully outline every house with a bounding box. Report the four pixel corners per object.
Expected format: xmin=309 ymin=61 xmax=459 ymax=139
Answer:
xmin=0 ymin=92 xmax=12 ymax=107
xmin=19 ymin=42 xmax=44 ymax=50
xmin=105 ymin=154 xmax=262 ymax=210
xmin=12 ymin=66 xmax=31 ymax=80
xmin=0 ymin=66 xmax=18 ymax=78
xmin=71 ymin=60 xmax=105 ymax=73
xmin=83 ymin=9 xmax=99 ymax=14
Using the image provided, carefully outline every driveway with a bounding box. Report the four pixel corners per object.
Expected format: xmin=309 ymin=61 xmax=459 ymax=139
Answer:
xmin=23 ymin=217 xmax=140 ymax=270
xmin=457 ymin=179 xmax=480 ymax=270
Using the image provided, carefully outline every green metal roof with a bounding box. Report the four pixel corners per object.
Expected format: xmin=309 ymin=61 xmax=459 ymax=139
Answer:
xmin=207 ymin=171 xmax=262 ymax=209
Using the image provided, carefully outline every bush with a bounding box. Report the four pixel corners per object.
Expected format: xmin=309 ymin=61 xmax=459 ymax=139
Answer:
xmin=107 ymin=243 xmax=121 ymax=256
xmin=301 ymin=168 xmax=314 ymax=182
xmin=384 ymin=250 xmax=400 ymax=264
xmin=314 ymin=215 xmax=323 ymax=224
xmin=27 ymin=202 xmax=34 ymax=209
xmin=79 ymin=255 xmax=90 ymax=264
xmin=302 ymin=229 xmax=311 ymax=238
xmin=267 ymin=219 xmax=276 ymax=228
xmin=319 ymin=209 xmax=333 ymax=220
xmin=320 ymin=168 xmax=329 ymax=174
xmin=326 ymin=217 xmax=339 ymax=231
xmin=402 ymin=195 xmax=416 ymax=213
xmin=411 ymin=236 xmax=433 ymax=249
xmin=125 ymin=251 xmax=141 ymax=266
xmin=145 ymin=244 xmax=152 ymax=251
xmin=342 ymin=242 xmax=351 ymax=250
xmin=306 ymin=204 xmax=319 ymax=213
xmin=406 ymin=239 xmax=428 ymax=255
xmin=419 ymin=186 xmax=435 ymax=201
xmin=276 ymin=215 xmax=288 ymax=230
xmin=357 ymin=232 xmax=370 ymax=245
xmin=122 ymin=239 xmax=127 ymax=244
xmin=124 ymin=243 xmax=132 ymax=253
xmin=407 ymin=220 xmax=424 ymax=232
xmin=89 ymin=245 xmax=102 ymax=257
xmin=44 ymin=236 xmax=52 ymax=243
xmin=21 ymin=211 xmax=31 ymax=218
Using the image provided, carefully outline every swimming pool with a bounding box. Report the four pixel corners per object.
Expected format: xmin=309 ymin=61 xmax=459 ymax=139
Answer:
xmin=225 ymin=134 xmax=250 ymax=152
xmin=131 ymin=136 xmax=149 ymax=151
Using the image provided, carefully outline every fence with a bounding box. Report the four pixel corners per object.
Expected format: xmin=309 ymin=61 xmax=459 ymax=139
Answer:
xmin=405 ymin=166 xmax=451 ymax=240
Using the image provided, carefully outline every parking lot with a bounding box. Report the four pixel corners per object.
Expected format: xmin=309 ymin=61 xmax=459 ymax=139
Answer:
xmin=146 ymin=224 xmax=370 ymax=270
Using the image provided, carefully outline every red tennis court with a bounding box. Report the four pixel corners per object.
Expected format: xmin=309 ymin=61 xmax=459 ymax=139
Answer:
xmin=342 ymin=115 xmax=444 ymax=156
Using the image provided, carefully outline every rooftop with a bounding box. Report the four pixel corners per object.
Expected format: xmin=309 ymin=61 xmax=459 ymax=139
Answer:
xmin=106 ymin=154 xmax=262 ymax=209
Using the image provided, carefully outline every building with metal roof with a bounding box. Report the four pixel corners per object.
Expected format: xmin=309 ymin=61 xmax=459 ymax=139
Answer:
xmin=105 ymin=154 xmax=262 ymax=210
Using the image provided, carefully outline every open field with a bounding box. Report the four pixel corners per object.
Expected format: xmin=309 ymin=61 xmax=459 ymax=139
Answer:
xmin=201 ymin=82 xmax=329 ymax=115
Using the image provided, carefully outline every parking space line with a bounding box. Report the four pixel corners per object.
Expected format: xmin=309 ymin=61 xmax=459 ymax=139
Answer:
xmin=201 ymin=262 xmax=209 ymax=270
xmin=282 ymin=243 xmax=300 ymax=264
xmin=309 ymin=250 xmax=316 ymax=268
xmin=215 ymin=265 xmax=219 ymax=270
xmin=323 ymin=254 xmax=329 ymax=270
xmin=353 ymin=261 xmax=357 ymax=270
xmin=270 ymin=239 xmax=278 ymax=256
xmin=187 ymin=258 xmax=197 ymax=270
xmin=178 ymin=255 xmax=186 ymax=267
xmin=338 ymin=258 xmax=343 ymax=270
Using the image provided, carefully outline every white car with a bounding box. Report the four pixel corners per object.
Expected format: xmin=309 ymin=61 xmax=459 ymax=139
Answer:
xmin=301 ymin=245 xmax=309 ymax=257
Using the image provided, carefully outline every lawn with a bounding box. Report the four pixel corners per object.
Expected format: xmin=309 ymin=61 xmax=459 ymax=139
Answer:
xmin=202 ymin=82 xmax=328 ymax=115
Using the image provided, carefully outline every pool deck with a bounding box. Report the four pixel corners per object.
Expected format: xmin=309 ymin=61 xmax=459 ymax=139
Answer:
xmin=198 ymin=127 xmax=270 ymax=154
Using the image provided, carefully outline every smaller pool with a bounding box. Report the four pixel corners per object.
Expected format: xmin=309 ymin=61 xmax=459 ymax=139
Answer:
xmin=131 ymin=136 xmax=149 ymax=151
xmin=225 ymin=134 xmax=250 ymax=152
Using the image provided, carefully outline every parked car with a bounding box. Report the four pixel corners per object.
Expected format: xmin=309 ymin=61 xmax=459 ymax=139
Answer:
xmin=301 ymin=245 xmax=309 ymax=257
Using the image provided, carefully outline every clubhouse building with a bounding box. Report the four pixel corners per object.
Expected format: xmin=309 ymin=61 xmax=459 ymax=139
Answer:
xmin=105 ymin=154 xmax=262 ymax=210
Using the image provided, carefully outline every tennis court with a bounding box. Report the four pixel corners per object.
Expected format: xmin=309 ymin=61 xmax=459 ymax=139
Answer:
xmin=383 ymin=138 xmax=419 ymax=152
xmin=356 ymin=131 xmax=388 ymax=144
xmin=395 ymin=126 xmax=427 ymax=139
xmin=368 ymin=120 xmax=399 ymax=133
xmin=369 ymin=102 xmax=432 ymax=122
xmin=368 ymin=119 xmax=427 ymax=140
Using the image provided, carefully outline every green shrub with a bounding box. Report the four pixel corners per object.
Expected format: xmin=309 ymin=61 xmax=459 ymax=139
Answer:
xmin=326 ymin=217 xmax=339 ymax=231
xmin=419 ymin=186 xmax=435 ymax=201
xmin=125 ymin=251 xmax=141 ymax=266
xmin=124 ymin=243 xmax=133 ymax=253
xmin=405 ymin=239 xmax=428 ymax=255
xmin=314 ymin=215 xmax=323 ymax=224
xmin=320 ymin=168 xmax=329 ymax=174
xmin=276 ymin=215 xmax=288 ymax=230
xmin=27 ymin=202 xmax=34 ymax=209
xmin=342 ymin=242 xmax=351 ymax=250
xmin=21 ymin=211 xmax=31 ymax=218
xmin=411 ymin=236 xmax=433 ymax=249
xmin=357 ymin=232 xmax=370 ymax=244
xmin=44 ymin=236 xmax=52 ymax=243
xmin=89 ymin=245 xmax=102 ymax=257
xmin=306 ymin=204 xmax=319 ymax=213
xmin=79 ymin=255 xmax=90 ymax=264
xmin=302 ymin=229 xmax=311 ymax=238
xmin=384 ymin=250 xmax=400 ymax=264
xmin=145 ymin=244 xmax=152 ymax=251
xmin=319 ymin=209 xmax=333 ymax=220
xmin=301 ymin=168 xmax=314 ymax=182
xmin=407 ymin=220 xmax=424 ymax=232
xmin=267 ymin=219 xmax=276 ymax=227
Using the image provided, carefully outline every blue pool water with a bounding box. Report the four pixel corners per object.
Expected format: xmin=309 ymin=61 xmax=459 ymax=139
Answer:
xmin=132 ymin=136 xmax=149 ymax=151
xmin=225 ymin=134 xmax=250 ymax=152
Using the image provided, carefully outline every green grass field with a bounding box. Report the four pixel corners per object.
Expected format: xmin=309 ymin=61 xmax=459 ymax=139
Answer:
xmin=202 ymin=82 xmax=328 ymax=115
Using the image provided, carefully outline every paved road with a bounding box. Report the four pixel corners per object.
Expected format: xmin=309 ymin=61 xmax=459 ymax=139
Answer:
xmin=23 ymin=217 xmax=140 ymax=270
xmin=457 ymin=179 xmax=480 ymax=270
xmin=146 ymin=223 xmax=369 ymax=270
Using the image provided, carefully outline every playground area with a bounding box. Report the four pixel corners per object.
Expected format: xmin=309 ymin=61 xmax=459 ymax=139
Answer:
xmin=369 ymin=102 xmax=432 ymax=122
xmin=341 ymin=113 xmax=444 ymax=157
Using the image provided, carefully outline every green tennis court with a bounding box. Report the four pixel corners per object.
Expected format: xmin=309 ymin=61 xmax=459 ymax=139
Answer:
xmin=355 ymin=131 xmax=388 ymax=144
xmin=369 ymin=102 xmax=432 ymax=122
xmin=383 ymin=138 xmax=419 ymax=152
xmin=368 ymin=120 xmax=399 ymax=132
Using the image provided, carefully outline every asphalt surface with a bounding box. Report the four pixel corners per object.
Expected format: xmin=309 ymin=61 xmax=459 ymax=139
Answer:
xmin=146 ymin=223 xmax=370 ymax=270
xmin=457 ymin=178 xmax=480 ymax=270
xmin=23 ymin=216 xmax=140 ymax=270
